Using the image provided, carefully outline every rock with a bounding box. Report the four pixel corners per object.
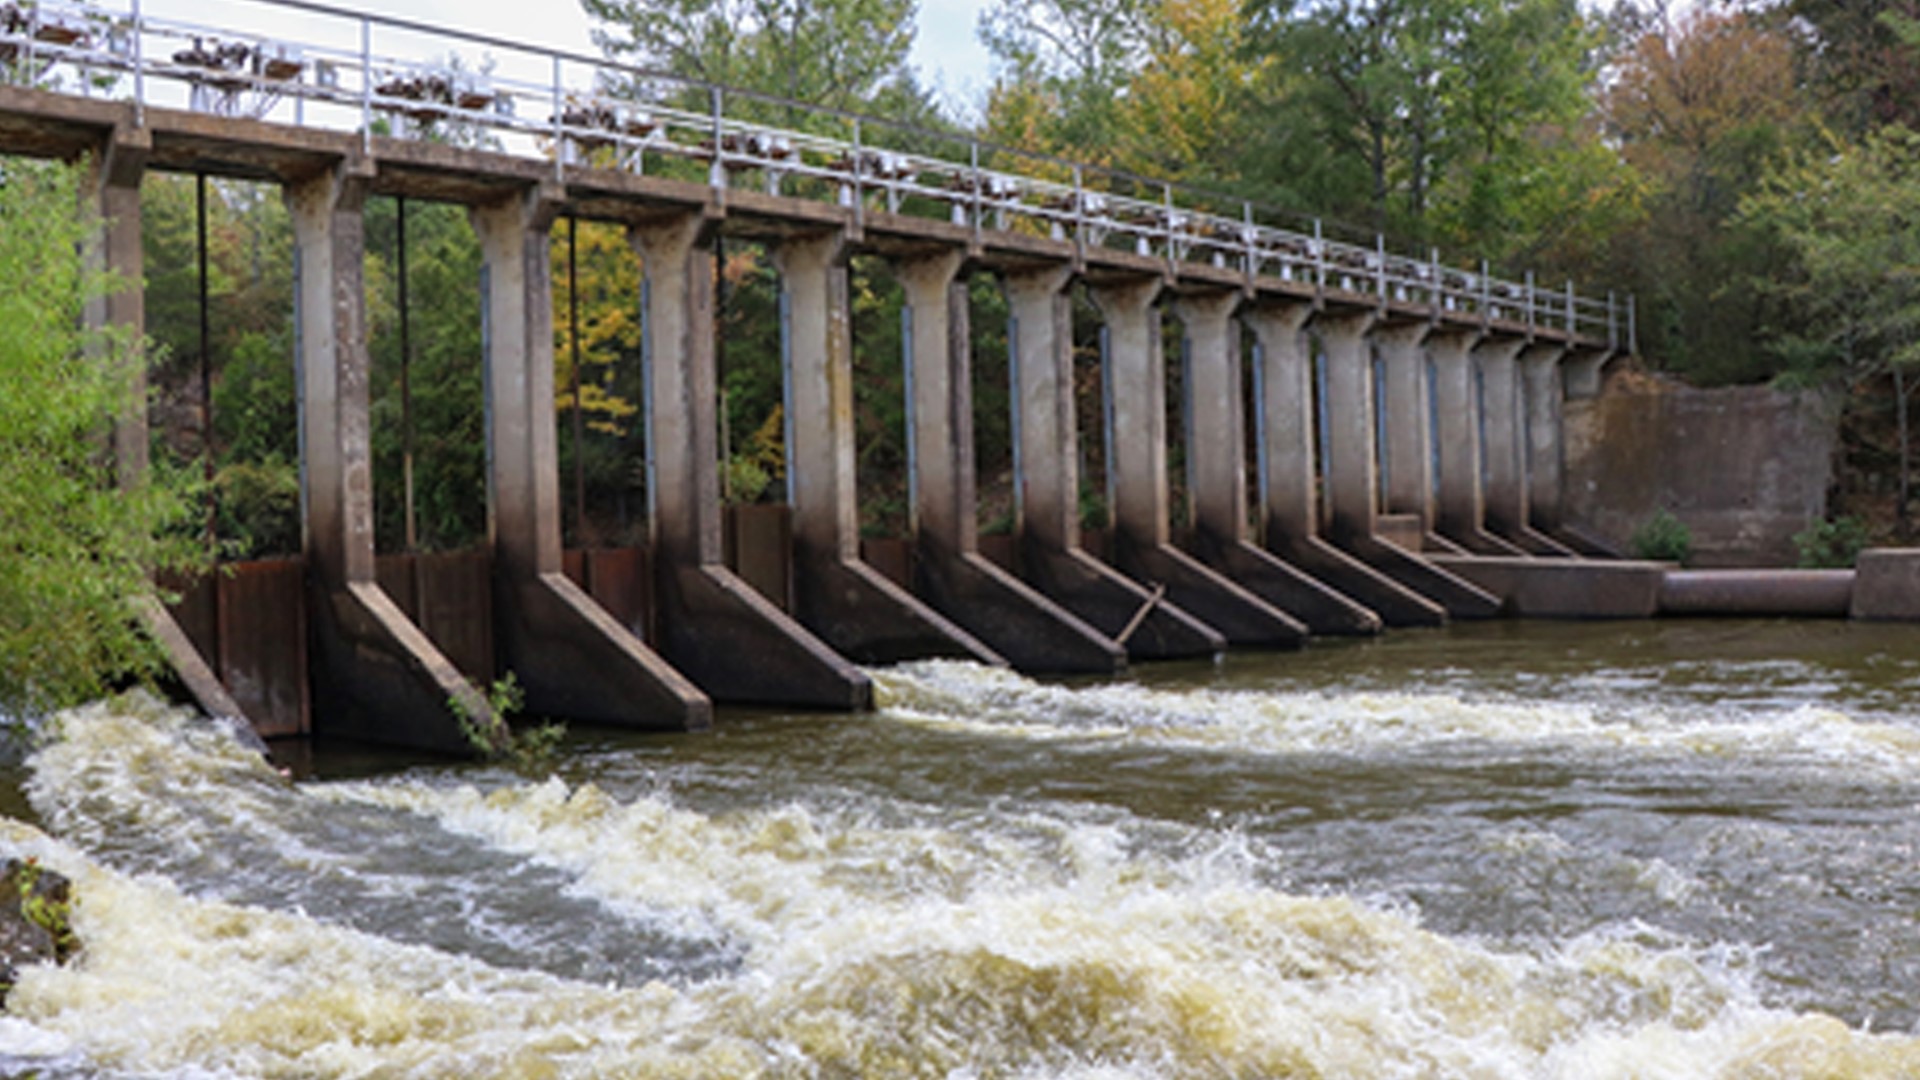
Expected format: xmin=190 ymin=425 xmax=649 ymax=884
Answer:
xmin=0 ymin=857 xmax=78 ymax=1008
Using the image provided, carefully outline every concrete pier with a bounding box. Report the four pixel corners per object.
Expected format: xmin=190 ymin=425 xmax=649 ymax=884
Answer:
xmin=291 ymin=163 xmax=497 ymax=752
xmin=1243 ymin=301 xmax=1444 ymax=626
xmin=1375 ymin=321 xmax=1434 ymax=537
xmin=631 ymin=214 xmax=870 ymax=706
xmin=894 ymin=251 xmax=1124 ymax=674
xmin=1482 ymin=340 xmax=1576 ymax=556
xmin=1317 ymin=312 xmax=1500 ymax=619
xmin=1432 ymin=330 xmax=1524 ymax=555
xmin=1091 ymin=279 xmax=1305 ymax=647
xmin=472 ymin=188 xmax=711 ymax=730
xmin=1002 ymin=265 xmax=1222 ymax=659
xmin=1173 ymin=293 xmax=1380 ymax=636
xmin=773 ymin=232 xmax=1002 ymax=666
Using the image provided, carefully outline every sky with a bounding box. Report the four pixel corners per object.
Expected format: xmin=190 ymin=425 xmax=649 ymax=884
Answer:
xmin=336 ymin=0 xmax=998 ymax=116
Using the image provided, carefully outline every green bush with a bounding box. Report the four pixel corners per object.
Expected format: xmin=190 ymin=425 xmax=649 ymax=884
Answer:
xmin=215 ymin=456 xmax=300 ymax=559
xmin=1631 ymin=508 xmax=1692 ymax=564
xmin=1793 ymin=515 xmax=1872 ymax=569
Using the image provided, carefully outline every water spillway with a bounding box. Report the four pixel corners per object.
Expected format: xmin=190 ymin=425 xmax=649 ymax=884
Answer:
xmin=3 ymin=619 xmax=1919 ymax=1076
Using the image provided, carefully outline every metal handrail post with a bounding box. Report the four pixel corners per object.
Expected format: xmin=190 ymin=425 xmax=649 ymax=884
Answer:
xmin=359 ymin=16 xmax=371 ymax=155
xmin=131 ymin=0 xmax=143 ymax=125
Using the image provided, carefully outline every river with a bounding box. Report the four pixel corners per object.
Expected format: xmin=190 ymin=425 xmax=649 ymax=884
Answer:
xmin=2 ymin=617 xmax=1918 ymax=1077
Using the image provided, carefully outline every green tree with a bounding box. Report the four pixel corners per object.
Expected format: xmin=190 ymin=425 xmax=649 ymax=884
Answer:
xmin=1598 ymin=6 xmax=1810 ymax=380
xmin=0 ymin=158 xmax=201 ymax=716
xmin=1743 ymin=124 xmax=1920 ymax=531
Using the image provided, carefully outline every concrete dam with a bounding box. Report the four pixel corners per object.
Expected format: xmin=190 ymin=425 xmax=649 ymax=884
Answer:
xmin=7 ymin=0 xmax=1892 ymax=754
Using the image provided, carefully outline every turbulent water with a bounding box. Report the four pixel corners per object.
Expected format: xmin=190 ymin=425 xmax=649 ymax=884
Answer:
xmin=3 ymin=618 xmax=1920 ymax=1077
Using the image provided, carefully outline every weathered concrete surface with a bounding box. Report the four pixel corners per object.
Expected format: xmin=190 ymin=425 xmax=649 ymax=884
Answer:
xmin=774 ymin=232 xmax=1003 ymax=667
xmin=894 ymin=252 xmax=1124 ymax=674
xmin=1661 ymin=569 xmax=1854 ymax=617
xmin=474 ymin=187 xmax=712 ymax=730
xmin=1849 ymin=549 xmax=1920 ymax=620
xmin=1318 ymin=313 xmax=1501 ymax=620
xmin=1564 ymin=372 xmax=1838 ymax=566
xmin=1244 ymin=301 xmax=1441 ymax=628
xmin=1093 ymin=280 xmax=1306 ymax=648
xmin=632 ymin=216 xmax=870 ymax=707
xmin=1374 ymin=321 xmax=1433 ymax=528
xmin=1002 ymin=265 xmax=1223 ymax=659
xmin=1431 ymin=330 xmax=1525 ymax=556
xmin=1429 ymin=556 xmax=1665 ymax=618
xmin=1174 ymin=294 xmax=1380 ymax=636
xmin=291 ymin=162 xmax=495 ymax=754
xmin=1484 ymin=341 xmax=1576 ymax=556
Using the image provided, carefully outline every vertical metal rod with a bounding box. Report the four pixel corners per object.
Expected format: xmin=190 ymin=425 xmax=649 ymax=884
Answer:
xmin=1525 ymin=269 xmax=1536 ymax=330
xmin=398 ymin=195 xmax=416 ymax=552
xmin=1375 ymin=234 xmax=1387 ymax=302
xmin=359 ymin=17 xmax=371 ymax=155
xmin=568 ymin=214 xmax=588 ymax=543
xmin=710 ymin=85 xmax=725 ymax=189
xmin=1480 ymin=259 xmax=1491 ymax=325
xmin=552 ymin=54 xmax=564 ymax=180
xmin=969 ymin=140 xmax=982 ymax=246
xmin=197 ymin=172 xmax=216 ymax=554
xmin=131 ymin=0 xmax=144 ymax=124
xmin=1565 ymin=280 xmax=1576 ymax=334
xmin=1608 ymin=290 xmax=1618 ymax=351
xmin=1628 ymin=294 xmax=1638 ymax=356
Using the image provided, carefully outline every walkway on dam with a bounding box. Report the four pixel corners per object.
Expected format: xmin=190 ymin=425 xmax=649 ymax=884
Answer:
xmin=1 ymin=0 xmax=1652 ymax=751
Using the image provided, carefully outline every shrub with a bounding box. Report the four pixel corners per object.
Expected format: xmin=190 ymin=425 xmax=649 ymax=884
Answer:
xmin=1631 ymin=508 xmax=1692 ymax=564
xmin=1793 ymin=515 xmax=1872 ymax=569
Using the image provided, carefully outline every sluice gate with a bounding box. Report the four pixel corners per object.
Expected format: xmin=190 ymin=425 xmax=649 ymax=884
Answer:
xmin=1 ymin=0 xmax=1661 ymax=750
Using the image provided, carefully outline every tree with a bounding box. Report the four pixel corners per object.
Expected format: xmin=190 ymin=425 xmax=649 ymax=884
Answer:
xmin=1743 ymin=125 xmax=1920 ymax=532
xmin=582 ymin=0 xmax=931 ymax=131
xmin=1598 ymin=6 xmax=1809 ymax=379
xmin=0 ymin=158 xmax=200 ymax=717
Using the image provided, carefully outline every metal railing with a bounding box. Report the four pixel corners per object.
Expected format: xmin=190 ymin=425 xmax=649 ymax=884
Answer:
xmin=0 ymin=0 xmax=1627 ymax=347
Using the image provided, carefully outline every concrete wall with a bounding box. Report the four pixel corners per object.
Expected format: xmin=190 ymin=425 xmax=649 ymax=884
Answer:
xmin=1564 ymin=371 xmax=1839 ymax=567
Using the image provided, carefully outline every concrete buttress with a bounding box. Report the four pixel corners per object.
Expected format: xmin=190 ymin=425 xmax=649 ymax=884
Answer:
xmin=290 ymin=162 xmax=497 ymax=752
xmin=1091 ymin=279 xmax=1305 ymax=647
xmin=892 ymin=251 xmax=1124 ymax=673
xmin=84 ymin=125 xmax=257 ymax=734
xmin=1001 ymin=265 xmax=1222 ymax=659
xmin=772 ymin=232 xmax=1003 ymax=666
xmin=1431 ymin=329 xmax=1525 ymax=555
xmin=630 ymin=214 xmax=869 ymax=707
xmin=1243 ymin=301 xmax=1440 ymax=627
xmin=1374 ymin=320 xmax=1435 ymax=532
xmin=1481 ymin=339 xmax=1576 ymax=556
xmin=1172 ymin=293 xmax=1379 ymax=636
xmin=472 ymin=187 xmax=712 ymax=730
xmin=1317 ymin=310 xmax=1499 ymax=619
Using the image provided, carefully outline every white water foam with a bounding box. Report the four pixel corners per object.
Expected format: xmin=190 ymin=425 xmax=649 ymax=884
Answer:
xmin=6 ymin=691 xmax=1919 ymax=1077
xmin=869 ymin=660 xmax=1920 ymax=777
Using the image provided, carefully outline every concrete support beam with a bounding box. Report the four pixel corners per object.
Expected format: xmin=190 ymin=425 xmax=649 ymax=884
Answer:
xmin=630 ymin=215 xmax=869 ymax=707
xmin=83 ymin=125 xmax=149 ymax=489
xmin=1375 ymin=321 xmax=1433 ymax=530
xmin=772 ymin=232 xmax=1002 ymax=666
xmin=1317 ymin=311 xmax=1500 ymax=619
xmin=473 ymin=188 xmax=711 ymax=730
xmin=1002 ymin=265 xmax=1222 ymax=659
xmin=894 ymin=251 xmax=1123 ymax=674
xmin=1432 ymin=330 xmax=1525 ymax=556
xmin=1092 ymin=280 xmax=1304 ymax=647
xmin=1543 ymin=345 xmax=1622 ymax=556
xmin=1172 ymin=293 xmax=1379 ymax=635
xmin=83 ymin=128 xmax=268 ymax=740
xmin=1482 ymin=340 xmax=1576 ymax=556
xmin=290 ymin=162 xmax=495 ymax=753
xmin=1522 ymin=341 xmax=1579 ymax=540
xmin=1244 ymin=302 xmax=1442 ymax=627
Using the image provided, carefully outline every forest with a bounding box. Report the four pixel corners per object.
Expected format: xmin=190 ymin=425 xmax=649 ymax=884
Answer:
xmin=139 ymin=0 xmax=1920 ymax=563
